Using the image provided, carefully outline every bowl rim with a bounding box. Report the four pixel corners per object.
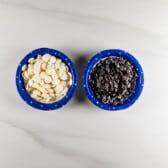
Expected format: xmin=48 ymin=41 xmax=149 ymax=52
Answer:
xmin=83 ymin=49 xmax=144 ymax=111
xmin=16 ymin=48 xmax=78 ymax=110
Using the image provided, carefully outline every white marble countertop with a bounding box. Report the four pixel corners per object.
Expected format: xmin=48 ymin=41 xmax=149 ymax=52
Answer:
xmin=0 ymin=0 xmax=168 ymax=168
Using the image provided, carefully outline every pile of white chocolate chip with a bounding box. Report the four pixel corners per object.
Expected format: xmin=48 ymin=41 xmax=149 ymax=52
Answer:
xmin=21 ymin=54 xmax=72 ymax=103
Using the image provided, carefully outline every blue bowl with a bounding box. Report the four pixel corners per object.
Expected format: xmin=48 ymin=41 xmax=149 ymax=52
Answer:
xmin=83 ymin=49 xmax=144 ymax=111
xmin=16 ymin=48 xmax=78 ymax=110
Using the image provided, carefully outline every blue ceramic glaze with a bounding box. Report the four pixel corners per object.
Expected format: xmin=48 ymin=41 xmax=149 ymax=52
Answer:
xmin=83 ymin=49 xmax=144 ymax=111
xmin=16 ymin=48 xmax=78 ymax=110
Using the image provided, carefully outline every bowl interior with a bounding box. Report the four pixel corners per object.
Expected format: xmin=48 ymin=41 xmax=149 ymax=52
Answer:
xmin=16 ymin=48 xmax=77 ymax=110
xmin=83 ymin=49 xmax=144 ymax=111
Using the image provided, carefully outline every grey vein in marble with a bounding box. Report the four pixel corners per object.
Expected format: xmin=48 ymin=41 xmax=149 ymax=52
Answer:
xmin=0 ymin=119 xmax=114 ymax=168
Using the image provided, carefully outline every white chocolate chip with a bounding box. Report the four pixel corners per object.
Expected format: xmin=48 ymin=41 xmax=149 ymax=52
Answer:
xmin=45 ymin=97 xmax=51 ymax=103
xmin=40 ymin=72 xmax=46 ymax=79
xmin=55 ymin=84 xmax=64 ymax=93
xmin=61 ymin=81 xmax=66 ymax=87
xmin=42 ymin=93 xmax=50 ymax=99
xmin=39 ymin=79 xmax=45 ymax=86
xmin=68 ymin=79 xmax=73 ymax=86
xmin=22 ymin=65 xmax=27 ymax=71
xmin=48 ymin=88 xmax=54 ymax=93
xmin=39 ymin=86 xmax=47 ymax=94
xmin=51 ymin=73 xmax=58 ymax=80
xmin=60 ymin=64 xmax=68 ymax=72
xmin=25 ymin=84 xmax=33 ymax=92
xmin=55 ymin=61 xmax=61 ymax=69
xmin=37 ymin=55 xmax=42 ymax=60
xmin=28 ymin=58 xmax=35 ymax=64
xmin=44 ymin=84 xmax=51 ymax=90
xmin=44 ymin=75 xmax=52 ymax=83
xmin=22 ymin=71 xmax=29 ymax=80
xmin=41 ymin=63 xmax=47 ymax=70
xmin=33 ymin=61 xmax=41 ymax=74
xmin=53 ymin=79 xmax=60 ymax=85
xmin=31 ymin=89 xmax=41 ymax=99
xmin=68 ymin=72 xmax=72 ymax=79
xmin=60 ymin=73 xmax=68 ymax=80
xmin=28 ymin=79 xmax=34 ymax=87
xmin=36 ymin=96 xmax=42 ymax=101
xmin=62 ymin=86 xmax=69 ymax=96
xmin=50 ymin=56 xmax=56 ymax=63
xmin=56 ymin=58 xmax=62 ymax=63
xmin=27 ymin=67 xmax=34 ymax=76
xmin=32 ymin=75 xmax=41 ymax=83
xmin=52 ymin=74 xmax=60 ymax=85
xmin=33 ymin=89 xmax=41 ymax=96
xmin=42 ymin=54 xmax=51 ymax=62
xmin=58 ymin=69 xmax=64 ymax=78
xmin=56 ymin=94 xmax=64 ymax=101
xmin=49 ymin=93 xmax=55 ymax=98
xmin=46 ymin=64 xmax=55 ymax=75
xmin=32 ymin=83 xmax=40 ymax=89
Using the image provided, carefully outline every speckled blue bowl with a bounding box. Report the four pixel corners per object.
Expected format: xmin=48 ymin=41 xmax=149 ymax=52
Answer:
xmin=16 ymin=48 xmax=78 ymax=110
xmin=83 ymin=49 xmax=144 ymax=111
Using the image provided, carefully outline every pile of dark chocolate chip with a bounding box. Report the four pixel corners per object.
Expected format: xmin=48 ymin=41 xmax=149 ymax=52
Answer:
xmin=89 ymin=56 xmax=138 ymax=105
